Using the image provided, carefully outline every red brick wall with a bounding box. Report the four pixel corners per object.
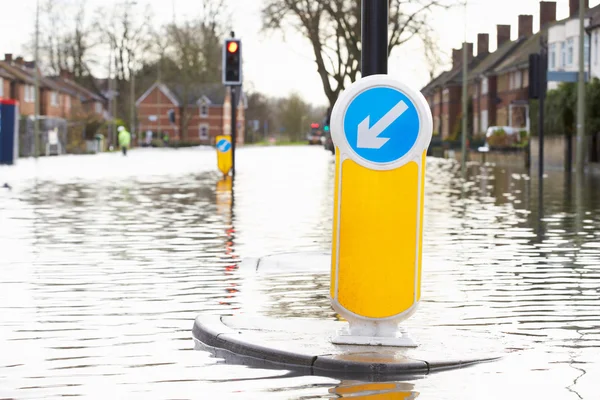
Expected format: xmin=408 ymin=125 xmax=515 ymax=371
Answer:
xmin=41 ymin=89 xmax=62 ymax=117
xmin=137 ymin=87 xmax=181 ymax=140
xmin=441 ymin=86 xmax=462 ymax=139
xmin=1 ymin=78 xmax=9 ymax=99
xmin=15 ymin=84 xmax=34 ymax=115
xmin=185 ymin=105 xmax=224 ymax=145
xmin=496 ymin=69 xmax=529 ymax=127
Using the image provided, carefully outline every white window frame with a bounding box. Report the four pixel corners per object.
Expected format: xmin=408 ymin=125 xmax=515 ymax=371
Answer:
xmin=66 ymin=95 xmax=71 ymax=110
xmin=51 ymin=91 xmax=59 ymax=106
xmin=95 ymin=102 xmax=102 ymax=113
xmin=514 ymin=71 xmax=522 ymax=89
xmin=480 ymin=110 xmax=488 ymax=133
xmin=595 ymin=32 xmax=599 ymax=65
xmin=481 ymin=77 xmax=488 ymax=95
xmin=561 ymin=42 xmax=566 ymax=68
xmin=0 ymin=78 xmax=3 ymax=97
xmin=200 ymin=103 xmax=208 ymax=118
xmin=199 ymin=123 xmax=209 ymax=140
xmin=584 ymin=34 xmax=590 ymax=66
xmin=567 ymin=38 xmax=574 ymax=66
xmin=549 ymin=43 xmax=556 ymax=70
xmin=24 ymin=85 xmax=34 ymax=103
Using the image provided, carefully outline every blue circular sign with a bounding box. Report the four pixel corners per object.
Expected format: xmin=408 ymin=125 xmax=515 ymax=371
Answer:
xmin=343 ymin=87 xmax=420 ymax=164
xmin=216 ymin=138 xmax=231 ymax=152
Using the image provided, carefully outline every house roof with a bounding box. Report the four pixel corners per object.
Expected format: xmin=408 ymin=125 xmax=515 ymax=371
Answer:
xmin=50 ymin=76 xmax=104 ymax=103
xmin=0 ymin=66 xmax=15 ymax=80
xmin=468 ymin=38 xmax=526 ymax=80
xmin=421 ymin=70 xmax=452 ymax=95
xmin=586 ymin=4 xmax=600 ymax=29
xmin=493 ymin=32 xmax=545 ymax=74
xmin=0 ymin=60 xmax=69 ymax=93
xmin=166 ymin=83 xmax=227 ymax=105
xmin=136 ymin=81 xmax=247 ymax=108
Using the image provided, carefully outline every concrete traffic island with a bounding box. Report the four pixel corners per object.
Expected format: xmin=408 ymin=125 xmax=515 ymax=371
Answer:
xmin=192 ymin=252 xmax=503 ymax=380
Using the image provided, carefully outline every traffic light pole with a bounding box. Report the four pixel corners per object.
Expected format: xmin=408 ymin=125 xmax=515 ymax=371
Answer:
xmin=361 ymin=0 xmax=388 ymax=76
xmin=231 ymin=86 xmax=237 ymax=177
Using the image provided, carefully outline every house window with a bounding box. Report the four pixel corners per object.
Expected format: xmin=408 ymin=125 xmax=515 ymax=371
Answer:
xmin=66 ymin=96 xmax=71 ymax=110
xmin=473 ymin=113 xmax=478 ymax=134
xmin=584 ymin=34 xmax=590 ymax=65
xmin=95 ymin=102 xmax=102 ymax=113
xmin=442 ymin=88 xmax=449 ymax=102
xmin=567 ymin=38 xmax=574 ymax=66
xmin=200 ymin=103 xmax=208 ymax=118
xmin=199 ymin=124 xmax=209 ymax=140
xmin=24 ymin=85 xmax=35 ymax=103
xmin=0 ymin=78 xmax=3 ymax=97
xmin=561 ymin=42 xmax=566 ymax=68
xmin=481 ymin=77 xmax=488 ymax=95
xmin=549 ymin=43 xmax=556 ymax=70
xmin=514 ymin=71 xmax=522 ymax=89
xmin=480 ymin=110 xmax=488 ymax=132
xmin=51 ymin=91 xmax=59 ymax=106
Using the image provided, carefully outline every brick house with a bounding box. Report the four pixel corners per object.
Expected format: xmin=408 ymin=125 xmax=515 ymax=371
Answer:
xmin=469 ymin=26 xmax=526 ymax=135
xmin=0 ymin=66 xmax=14 ymax=100
xmin=50 ymin=70 xmax=107 ymax=119
xmin=423 ymin=3 xmax=558 ymax=138
xmin=0 ymin=54 xmax=79 ymax=118
xmin=136 ymin=82 xmax=246 ymax=145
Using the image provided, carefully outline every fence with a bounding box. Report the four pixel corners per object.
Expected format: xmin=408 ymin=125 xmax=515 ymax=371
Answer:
xmin=19 ymin=116 xmax=67 ymax=157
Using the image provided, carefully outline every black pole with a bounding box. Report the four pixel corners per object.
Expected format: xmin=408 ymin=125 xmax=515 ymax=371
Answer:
xmin=538 ymin=43 xmax=547 ymax=212
xmin=231 ymin=86 xmax=237 ymax=177
xmin=361 ymin=0 xmax=388 ymax=76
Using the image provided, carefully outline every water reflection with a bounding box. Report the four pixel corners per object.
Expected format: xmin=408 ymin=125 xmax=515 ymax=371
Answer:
xmin=330 ymin=381 xmax=418 ymax=399
xmin=1 ymin=147 xmax=599 ymax=399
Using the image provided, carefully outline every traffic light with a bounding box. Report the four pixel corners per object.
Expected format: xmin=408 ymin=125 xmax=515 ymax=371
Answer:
xmin=223 ymin=39 xmax=242 ymax=85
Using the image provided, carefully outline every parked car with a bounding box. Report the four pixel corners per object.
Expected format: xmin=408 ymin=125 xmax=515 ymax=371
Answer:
xmin=483 ymin=126 xmax=526 ymax=149
xmin=307 ymin=123 xmax=323 ymax=145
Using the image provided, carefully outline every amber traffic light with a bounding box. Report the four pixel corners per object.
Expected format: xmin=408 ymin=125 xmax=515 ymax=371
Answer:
xmin=223 ymin=39 xmax=242 ymax=85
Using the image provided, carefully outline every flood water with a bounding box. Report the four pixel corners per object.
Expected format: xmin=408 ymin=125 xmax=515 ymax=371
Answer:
xmin=1 ymin=146 xmax=599 ymax=399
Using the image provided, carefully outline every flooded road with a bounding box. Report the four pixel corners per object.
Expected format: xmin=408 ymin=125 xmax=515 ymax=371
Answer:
xmin=1 ymin=146 xmax=599 ymax=399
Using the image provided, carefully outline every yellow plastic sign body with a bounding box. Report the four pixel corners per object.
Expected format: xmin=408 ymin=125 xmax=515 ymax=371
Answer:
xmin=215 ymin=135 xmax=233 ymax=176
xmin=329 ymin=75 xmax=432 ymax=325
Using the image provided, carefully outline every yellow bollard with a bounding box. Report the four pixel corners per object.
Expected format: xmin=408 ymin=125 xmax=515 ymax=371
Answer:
xmin=215 ymin=135 xmax=233 ymax=176
xmin=329 ymin=75 xmax=432 ymax=346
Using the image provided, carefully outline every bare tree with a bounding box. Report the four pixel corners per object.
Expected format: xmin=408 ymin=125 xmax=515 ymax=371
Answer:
xmin=262 ymin=0 xmax=452 ymax=109
xmin=35 ymin=0 xmax=95 ymax=80
xmin=160 ymin=0 xmax=229 ymax=140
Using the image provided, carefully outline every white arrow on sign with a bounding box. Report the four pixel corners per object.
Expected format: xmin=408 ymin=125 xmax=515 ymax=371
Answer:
xmin=357 ymin=100 xmax=409 ymax=149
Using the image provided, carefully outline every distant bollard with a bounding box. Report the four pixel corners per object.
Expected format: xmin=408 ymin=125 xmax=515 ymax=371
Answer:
xmin=329 ymin=75 xmax=432 ymax=346
xmin=216 ymin=135 xmax=233 ymax=176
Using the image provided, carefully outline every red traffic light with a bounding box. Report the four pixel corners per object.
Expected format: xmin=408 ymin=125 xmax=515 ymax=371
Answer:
xmin=311 ymin=123 xmax=320 ymax=128
xmin=227 ymin=41 xmax=239 ymax=53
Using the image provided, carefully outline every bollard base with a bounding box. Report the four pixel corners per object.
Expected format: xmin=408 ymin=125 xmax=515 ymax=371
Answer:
xmin=332 ymin=325 xmax=417 ymax=347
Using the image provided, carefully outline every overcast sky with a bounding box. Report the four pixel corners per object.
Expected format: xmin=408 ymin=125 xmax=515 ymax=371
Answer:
xmin=1 ymin=0 xmax=598 ymax=106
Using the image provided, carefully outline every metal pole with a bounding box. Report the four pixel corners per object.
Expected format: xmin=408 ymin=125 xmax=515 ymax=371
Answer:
xmin=461 ymin=1 xmax=468 ymax=174
xmin=361 ymin=0 xmax=388 ymax=76
xmin=539 ymin=45 xmax=547 ymax=207
xmin=130 ymin=59 xmax=135 ymax=139
xmin=231 ymin=87 xmax=237 ymax=176
xmin=34 ymin=0 xmax=40 ymax=158
xmin=576 ymin=0 xmax=586 ymax=174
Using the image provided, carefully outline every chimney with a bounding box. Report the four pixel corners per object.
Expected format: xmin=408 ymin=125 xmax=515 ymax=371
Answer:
xmin=452 ymin=43 xmax=474 ymax=69
xmin=569 ymin=0 xmax=589 ymax=18
xmin=497 ymin=24 xmax=511 ymax=47
xmin=15 ymin=56 xmax=24 ymax=66
xmin=477 ymin=33 xmax=489 ymax=56
xmin=518 ymin=15 xmax=533 ymax=38
xmin=540 ymin=2 xmax=557 ymax=28
xmin=452 ymin=48 xmax=461 ymax=68
xmin=60 ymin=69 xmax=73 ymax=80
xmin=4 ymin=53 xmax=12 ymax=63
